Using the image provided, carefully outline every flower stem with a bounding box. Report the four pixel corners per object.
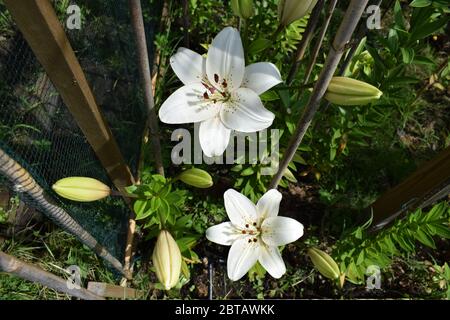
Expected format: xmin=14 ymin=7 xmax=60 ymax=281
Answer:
xmin=303 ymin=0 xmax=338 ymax=86
xmin=260 ymin=25 xmax=284 ymax=61
xmin=110 ymin=190 xmax=138 ymax=198
xmin=275 ymin=83 xmax=315 ymax=91
xmin=242 ymin=18 xmax=250 ymax=64
xmin=269 ymin=0 xmax=370 ymax=189
xmin=286 ymin=0 xmax=325 ymax=85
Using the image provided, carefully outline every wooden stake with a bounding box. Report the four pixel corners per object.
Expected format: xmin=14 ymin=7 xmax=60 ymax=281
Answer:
xmin=87 ymin=282 xmax=146 ymax=299
xmin=4 ymin=0 xmax=135 ymax=193
xmin=370 ymin=146 xmax=450 ymax=230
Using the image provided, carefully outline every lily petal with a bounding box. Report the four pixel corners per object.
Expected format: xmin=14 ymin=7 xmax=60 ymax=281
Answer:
xmin=159 ymin=83 xmax=220 ymax=124
xmin=259 ymin=244 xmax=286 ymax=279
xmin=261 ymin=216 xmax=304 ymax=247
xmin=242 ymin=62 xmax=282 ymax=95
xmin=199 ymin=116 xmax=231 ymax=157
xmin=224 ymin=189 xmax=258 ymax=227
xmin=170 ymin=47 xmax=206 ymax=85
xmin=227 ymin=237 xmax=260 ymax=281
xmin=256 ymin=189 xmax=282 ymax=222
xmin=206 ymin=222 xmax=241 ymax=246
xmin=206 ymin=27 xmax=245 ymax=91
xmin=221 ymin=88 xmax=274 ymax=132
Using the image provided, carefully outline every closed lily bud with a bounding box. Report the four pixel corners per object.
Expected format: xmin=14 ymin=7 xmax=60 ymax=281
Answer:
xmin=307 ymin=247 xmax=340 ymax=280
xmin=278 ymin=0 xmax=318 ymax=27
xmin=231 ymin=0 xmax=254 ymax=20
xmin=152 ymin=230 xmax=182 ymax=290
xmin=177 ymin=168 xmax=213 ymax=188
xmin=52 ymin=177 xmax=110 ymax=202
xmin=325 ymin=77 xmax=383 ymax=106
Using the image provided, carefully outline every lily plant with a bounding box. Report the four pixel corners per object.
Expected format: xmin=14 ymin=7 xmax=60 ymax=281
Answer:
xmin=206 ymin=189 xmax=304 ymax=281
xmin=159 ymin=27 xmax=282 ymax=157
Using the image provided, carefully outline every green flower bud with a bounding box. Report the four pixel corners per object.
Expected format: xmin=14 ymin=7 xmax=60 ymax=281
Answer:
xmin=231 ymin=0 xmax=255 ymax=20
xmin=177 ymin=168 xmax=213 ymax=189
xmin=325 ymin=77 xmax=383 ymax=106
xmin=52 ymin=177 xmax=110 ymax=202
xmin=307 ymin=247 xmax=340 ymax=280
xmin=152 ymin=230 xmax=182 ymax=290
xmin=278 ymin=0 xmax=318 ymax=27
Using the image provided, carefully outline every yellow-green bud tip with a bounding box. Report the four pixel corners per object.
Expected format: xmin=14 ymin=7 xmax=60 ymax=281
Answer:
xmin=307 ymin=247 xmax=340 ymax=280
xmin=278 ymin=0 xmax=318 ymax=27
xmin=52 ymin=177 xmax=110 ymax=202
xmin=325 ymin=77 xmax=383 ymax=106
xmin=231 ymin=0 xmax=254 ymax=20
xmin=177 ymin=168 xmax=213 ymax=189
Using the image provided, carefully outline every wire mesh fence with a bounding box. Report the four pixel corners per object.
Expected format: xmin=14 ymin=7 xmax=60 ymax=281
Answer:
xmin=0 ymin=0 xmax=157 ymax=268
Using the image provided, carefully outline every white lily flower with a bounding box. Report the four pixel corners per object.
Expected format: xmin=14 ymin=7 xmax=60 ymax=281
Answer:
xmin=159 ymin=27 xmax=282 ymax=157
xmin=206 ymin=189 xmax=304 ymax=281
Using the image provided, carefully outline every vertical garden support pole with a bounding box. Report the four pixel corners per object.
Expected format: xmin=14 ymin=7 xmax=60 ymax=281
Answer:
xmin=270 ymin=0 xmax=370 ymax=189
xmin=127 ymin=0 xmax=166 ymax=278
xmin=4 ymin=0 xmax=135 ymax=192
xmin=0 ymin=251 xmax=104 ymax=300
xmin=129 ymin=0 xmax=165 ymax=178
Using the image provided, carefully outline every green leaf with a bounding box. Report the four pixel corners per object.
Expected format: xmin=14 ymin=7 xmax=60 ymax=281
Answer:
xmin=241 ymin=167 xmax=255 ymax=176
xmin=414 ymin=229 xmax=436 ymax=248
xmin=433 ymin=224 xmax=450 ymax=239
xmin=444 ymin=263 xmax=450 ymax=279
xmin=394 ymin=1 xmax=406 ymax=29
xmin=124 ymin=185 xmax=138 ymax=194
xmin=400 ymin=47 xmax=415 ymax=64
xmin=384 ymin=235 xmax=398 ymax=254
xmin=387 ymin=29 xmax=399 ymax=53
xmin=150 ymin=197 xmax=161 ymax=213
xmin=165 ymin=192 xmax=182 ymax=205
xmin=409 ymin=16 xmax=449 ymax=43
xmin=410 ymin=0 xmax=432 ymax=7
xmin=177 ymin=236 xmax=199 ymax=253
xmin=278 ymin=90 xmax=290 ymax=108
xmin=181 ymin=259 xmax=190 ymax=279
xmin=248 ymin=38 xmax=272 ymax=55
xmin=134 ymin=199 xmax=154 ymax=220
xmin=425 ymin=202 xmax=446 ymax=221
xmin=283 ymin=168 xmax=297 ymax=183
xmin=385 ymin=76 xmax=421 ymax=86
xmin=412 ymin=56 xmax=436 ymax=66
xmin=260 ymin=90 xmax=280 ymax=102
xmin=175 ymin=214 xmax=193 ymax=229
xmin=158 ymin=198 xmax=170 ymax=224
xmin=346 ymin=261 xmax=363 ymax=284
xmin=356 ymin=250 xmax=365 ymax=265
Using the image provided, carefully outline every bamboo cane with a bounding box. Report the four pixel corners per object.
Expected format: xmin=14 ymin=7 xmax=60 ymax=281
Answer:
xmin=129 ymin=0 xmax=165 ymax=177
xmin=0 ymin=251 xmax=104 ymax=300
xmin=0 ymin=148 xmax=129 ymax=279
